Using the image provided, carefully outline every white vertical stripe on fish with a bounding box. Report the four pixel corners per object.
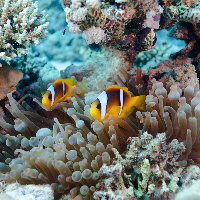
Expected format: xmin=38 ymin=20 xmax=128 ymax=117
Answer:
xmin=97 ymin=91 xmax=108 ymax=119
xmin=47 ymin=85 xmax=55 ymax=106
xmin=62 ymin=81 xmax=65 ymax=97
xmin=118 ymin=89 xmax=123 ymax=116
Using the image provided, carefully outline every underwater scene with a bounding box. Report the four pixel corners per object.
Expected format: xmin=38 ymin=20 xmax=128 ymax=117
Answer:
xmin=1 ymin=0 xmax=200 ymax=199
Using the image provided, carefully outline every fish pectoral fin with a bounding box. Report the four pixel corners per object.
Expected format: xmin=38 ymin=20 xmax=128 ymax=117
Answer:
xmin=58 ymin=93 xmax=71 ymax=102
xmin=108 ymin=106 xmax=122 ymax=117
xmin=122 ymin=106 xmax=135 ymax=118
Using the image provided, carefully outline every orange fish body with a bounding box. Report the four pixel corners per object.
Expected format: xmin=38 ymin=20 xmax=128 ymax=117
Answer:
xmin=90 ymin=85 xmax=146 ymax=122
xmin=42 ymin=78 xmax=75 ymax=108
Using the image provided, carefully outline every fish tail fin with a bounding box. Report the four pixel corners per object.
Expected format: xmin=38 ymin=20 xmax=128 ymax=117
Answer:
xmin=65 ymin=78 xmax=75 ymax=86
xmin=131 ymin=95 xmax=146 ymax=110
xmin=80 ymin=81 xmax=87 ymax=89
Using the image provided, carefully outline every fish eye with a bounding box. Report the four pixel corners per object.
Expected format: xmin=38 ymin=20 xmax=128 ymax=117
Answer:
xmin=48 ymin=94 xmax=52 ymax=100
xmin=96 ymin=103 xmax=101 ymax=109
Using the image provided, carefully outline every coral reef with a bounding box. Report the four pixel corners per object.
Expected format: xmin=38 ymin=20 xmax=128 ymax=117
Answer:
xmin=133 ymin=29 xmax=186 ymax=72
xmin=134 ymin=76 xmax=200 ymax=164
xmin=95 ymin=132 xmax=200 ymax=199
xmin=61 ymin=0 xmax=200 ymax=67
xmin=94 ymin=162 xmax=134 ymax=199
xmin=1 ymin=1 xmax=200 ymax=199
xmin=0 ymin=0 xmax=49 ymax=62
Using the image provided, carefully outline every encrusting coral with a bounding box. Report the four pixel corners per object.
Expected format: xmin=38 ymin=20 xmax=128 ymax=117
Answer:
xmin=0 ymin=0 xmax=49 ymax=62
xmin=94 ymin=132 xmax=200 ymax=199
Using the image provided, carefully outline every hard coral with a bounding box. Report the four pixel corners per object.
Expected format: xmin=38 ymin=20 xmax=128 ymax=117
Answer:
xmin=148 ymin=58 xmax=199 ymax=90
xmin=169 ymin=22 xmax=200 ymax=59
xmin=95 ymin=132 xmax=200 ymax=199
xmin=94 ymin=163 xmax=134 ymax=199
xmin=62 ymin=0 xmax=200 ymax=66
xmin=63 ymin=0 xmax=160 ymax=66
xmin=0 ymin=0 xmax=49 ymax=62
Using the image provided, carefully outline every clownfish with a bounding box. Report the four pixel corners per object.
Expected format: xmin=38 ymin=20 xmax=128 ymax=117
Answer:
xmin=42 ymin=78 xmax=76 ymax=108
xmin=90 ymin=85 xmax=146 ymax=122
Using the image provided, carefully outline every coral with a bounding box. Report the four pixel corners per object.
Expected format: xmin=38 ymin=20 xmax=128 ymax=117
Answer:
xmin=38 ymin=63 xmax=60 ymax=82
xmin=95 ymin=132 xmax=200 ymax=199
xmin=62 ymin=0 xmax=163 ymax=67
xmin=133 ymin=41 xmax=172 ymax=71
xmin=84 ymin=26 xmax=106 ymax=44
xmin=0 ymin=0 xmax=49 ymax=62
xmin=61 ymin=0 xmax=200 ymax=66
xmin=77 ymin=47 xmax=128 ymax=90
xmin=31 ymin=0 xmax=88 ymax=63
xmin=169 ymin=21 xmax=200 ymax=59
xmin=147 ymin=58 xmax=199 ymax=90
xmin=133 ymin=29 xmax=186 ymax=72
xmin=93 ymin=163 xmax=134 ymax=199
xmin=0 ymin=182 xmax=54 ymax=200
xmin=0 ymin=62 xmax=23 ymax=100
xmin=123 ymin=132 xmax=185 ymax=199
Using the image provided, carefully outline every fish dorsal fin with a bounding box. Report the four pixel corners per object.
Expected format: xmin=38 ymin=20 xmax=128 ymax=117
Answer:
xmin=65 ymin=78 xmax=75 ymax=86
xmin=106 ymin=85 xmax=130 ymax=94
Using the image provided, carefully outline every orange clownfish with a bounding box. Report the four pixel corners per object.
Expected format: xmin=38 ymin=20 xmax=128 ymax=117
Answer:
xmin=90 ymin=85 xmax=146 ymax=122
xmin=42 ymin=78 xmax=75 ymax=108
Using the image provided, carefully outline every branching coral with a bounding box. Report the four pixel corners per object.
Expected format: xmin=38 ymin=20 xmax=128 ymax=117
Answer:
xmin=0 ymin=0 xmax=49 ymax=62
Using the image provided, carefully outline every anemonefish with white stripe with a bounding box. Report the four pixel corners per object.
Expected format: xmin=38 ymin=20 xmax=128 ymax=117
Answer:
xmin=90 ymin=85 xmax=146 ymax=122
xmin=42 ymin=78 xmax=76 ymax=108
